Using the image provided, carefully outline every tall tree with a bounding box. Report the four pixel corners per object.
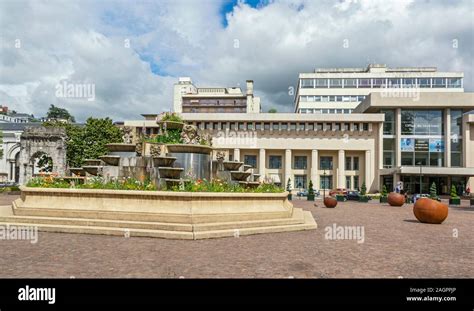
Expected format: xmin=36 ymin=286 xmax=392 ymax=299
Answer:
xmin=44 ymin=117 xmax=122 ymax=167
xmin=46 ymin=104 xmax=76 ymax=123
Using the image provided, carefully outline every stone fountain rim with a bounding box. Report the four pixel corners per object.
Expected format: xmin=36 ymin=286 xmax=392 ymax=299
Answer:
xmin=166 ymin=144 xmax=213 ymax=154
xmin=19 ymin=186 xmax=287 ymax=198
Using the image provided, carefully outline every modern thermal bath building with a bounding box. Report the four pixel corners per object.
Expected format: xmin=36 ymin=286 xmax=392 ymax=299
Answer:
xmin=125 ymin=68 xmax=474 ymax=195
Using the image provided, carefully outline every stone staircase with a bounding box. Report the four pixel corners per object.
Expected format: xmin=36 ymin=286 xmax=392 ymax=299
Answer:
xmin=0 ymin=203 xmax=316 ymax=240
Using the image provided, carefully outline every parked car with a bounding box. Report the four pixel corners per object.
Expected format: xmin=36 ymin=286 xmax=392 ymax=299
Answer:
xmin=297 ymin=189 xmax=320 ymax=197
xmin=329 ymin=188 xmax=347 ymax=196
xmin=345 ymin=190 xmax=361 ymax=201
xmin=297 ymin=190 xmax=308 ymax=197
xmin=411 ymin=193 xmax=441 ymax=203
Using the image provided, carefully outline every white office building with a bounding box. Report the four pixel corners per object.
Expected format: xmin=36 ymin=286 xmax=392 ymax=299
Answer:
xmin=294 ymin=64 xmax=464 ymax=114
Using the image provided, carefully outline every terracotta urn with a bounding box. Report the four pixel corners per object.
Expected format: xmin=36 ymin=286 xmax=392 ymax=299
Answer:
xmin=387 ymin=192 xmax=405 ymax=206
xmin=324 ymin=197 xmax=337 ymax=208
xmin=413 ymin=198 xmax=448 ymax=224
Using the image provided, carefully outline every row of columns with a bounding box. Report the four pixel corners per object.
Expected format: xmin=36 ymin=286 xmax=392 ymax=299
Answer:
xmin=232 ymin=148 xmax=373 ymax=190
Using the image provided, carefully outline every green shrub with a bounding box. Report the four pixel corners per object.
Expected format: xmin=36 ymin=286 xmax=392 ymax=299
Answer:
xmin=450 ymin=185 xmax=459 ymax=199
xmin=360 ymin=182 xmax=367 ymax=196
xmin=159 ymin=112 xmax=183 ymax=123
xmin=381 ymin=185 xmax=388 ymax=197
xmin=430 ymin=182 xmax=438 ymax=199
xmin=308 ymin=180 xmax=314 ymax=196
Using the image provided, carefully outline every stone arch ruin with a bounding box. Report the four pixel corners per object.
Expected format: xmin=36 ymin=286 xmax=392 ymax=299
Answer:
xmin=19 ymin=126 xmax=67 ymax=185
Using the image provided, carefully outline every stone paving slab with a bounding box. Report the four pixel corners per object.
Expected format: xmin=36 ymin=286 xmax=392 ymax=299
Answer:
xmin=0 ymin=195 xmax=472 ymax=278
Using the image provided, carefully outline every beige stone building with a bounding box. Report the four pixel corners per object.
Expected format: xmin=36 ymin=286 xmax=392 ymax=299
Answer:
xmin=125 ymin=74 xmax=474 ymax=195
xmin=173 ymin=77 xmax=261 ymax=114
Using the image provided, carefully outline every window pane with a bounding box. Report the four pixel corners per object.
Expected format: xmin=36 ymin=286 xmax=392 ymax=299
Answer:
xmin=418 ymin=78 xmax=431 ymax=88
xmin=358 ymin=78 xmax=371 ymax=88
xmin=329 ymin=79 xmax=342 ymax=88
xmin=448 ymin=78 xmax=462 ymax=88
xmin=432 ymin=78 xmax=446 ymax=87
xmin=353 ymin=157 xmax=359 ymax=170
xmin=344 ymin=79 xmax=357 ymax=88
xmin=320 ymin=156 xmax=333 ymax=170
xmin=294 ymin=156 xmax=307 ymax=169
xmin=401 ymin=152 xmax=414 ymax=166
xmin=315 ymin=79 xmax=328 ymax=88
xmin=269 ymin=156 xmax=282 ymax=169
xmin=301 ymin=79 xmax=314 ymax=88
xmin=244 ymin=155 xmax=257 ymax=168
xmin=345 ymin=157 xmax=352 ymax=170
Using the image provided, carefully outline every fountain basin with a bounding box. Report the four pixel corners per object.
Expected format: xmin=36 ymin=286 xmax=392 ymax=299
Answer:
xmin=83 ymin=159 xmax=102 ymax=166
xmin=243 ymin=165 xmax=253 ymax=171
xmin=230 ymin=171 xmax=251 ymax=181
xmin=99 ymin=155 xmax=121 ymax=166
xmin=82 ymin=166 xmax=101 ymax=176
xmin=152 ymin=157 xmax=176 ymax=167
xmin=69 ymin=168 xmax=86 ymax=176
xmin=223 ymin=161 xmax=244 ymax=171
xmin=158 ymin=167 xmax=184 ymax=179
xmin=166 ymin=144 xmax=212 ymax=155
xmin=106 ymin=143 xmax=136 ymax=157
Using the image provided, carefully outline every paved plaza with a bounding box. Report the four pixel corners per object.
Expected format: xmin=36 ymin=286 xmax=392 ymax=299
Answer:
xmin=0 ymin=195 xmax=472 ymax=278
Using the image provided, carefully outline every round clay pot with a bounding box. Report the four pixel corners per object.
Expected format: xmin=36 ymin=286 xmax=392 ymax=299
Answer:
xmin=324 ymin=197 xmax=337 ymax=208
xmin=413 ymin=198 xmax=448 ymax=224
xmin=387 ymin=192 xmax=404 ymax=206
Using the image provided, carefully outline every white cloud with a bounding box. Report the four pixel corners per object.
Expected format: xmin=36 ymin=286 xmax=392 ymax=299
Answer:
xmin=0 ymin=0 xmax=472 ymax=120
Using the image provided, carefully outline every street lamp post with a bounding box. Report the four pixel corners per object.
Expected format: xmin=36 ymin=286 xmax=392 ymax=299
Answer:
xmin=323 ymin=170 xmax=327 ymax=199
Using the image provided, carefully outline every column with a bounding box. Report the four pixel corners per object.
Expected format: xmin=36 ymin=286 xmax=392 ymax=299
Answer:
xmin=311 ymin=149 xmax=319 ymax=189
xmin=284 ymin=149 xmax=292 ymax=188
xmin=365 ymin=150 xmax=372 ymax=191
xmin=338 ymin=150 xmax=345 ymax=188
xmin=395 ymin=108 xmax=402 ymax=167
xmin=445 ymin=108 xmax=451 ymax=167
xmin=259 ymin=148 xmax=266 ymax=181
xmin=234 ymin=148 xmax=240 ymax=162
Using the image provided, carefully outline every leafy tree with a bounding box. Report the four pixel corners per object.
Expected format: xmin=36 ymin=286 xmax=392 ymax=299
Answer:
xmin=44 ymin=117 xmax=122 ymax=167
xmin=429 ymin=182 xmax=438 ymax=199
xmin=360 ymin=182 xmax=367 ymax=196
xmin=286 ymin=178 xmax=292 ymax=192
xmin=268 ymin=108 xmax=277 ymax=113
xmin=37 ymin=154 xmax=53 ymax=172
xmin=46 ymin=104 xmax=76 ymax=123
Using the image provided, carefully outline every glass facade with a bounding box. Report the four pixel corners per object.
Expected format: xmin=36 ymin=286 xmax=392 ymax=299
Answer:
xmin=401 ymin=110 xmax=443 ymax=135
xmin=382 ymin=109 xmax=395 ymax=135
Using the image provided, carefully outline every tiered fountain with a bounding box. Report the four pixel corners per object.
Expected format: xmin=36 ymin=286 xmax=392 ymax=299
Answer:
xmin=5 ymin=115 xmax=317 ymax=240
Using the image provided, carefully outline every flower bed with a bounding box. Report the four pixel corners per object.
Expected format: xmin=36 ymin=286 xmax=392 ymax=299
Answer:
xmin=26 ymin=176 xmax=283 ymax=193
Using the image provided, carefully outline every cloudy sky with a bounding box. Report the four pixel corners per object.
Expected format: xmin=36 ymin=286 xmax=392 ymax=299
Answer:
xmin=0 ymin=0 xmax=473 ymax=122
